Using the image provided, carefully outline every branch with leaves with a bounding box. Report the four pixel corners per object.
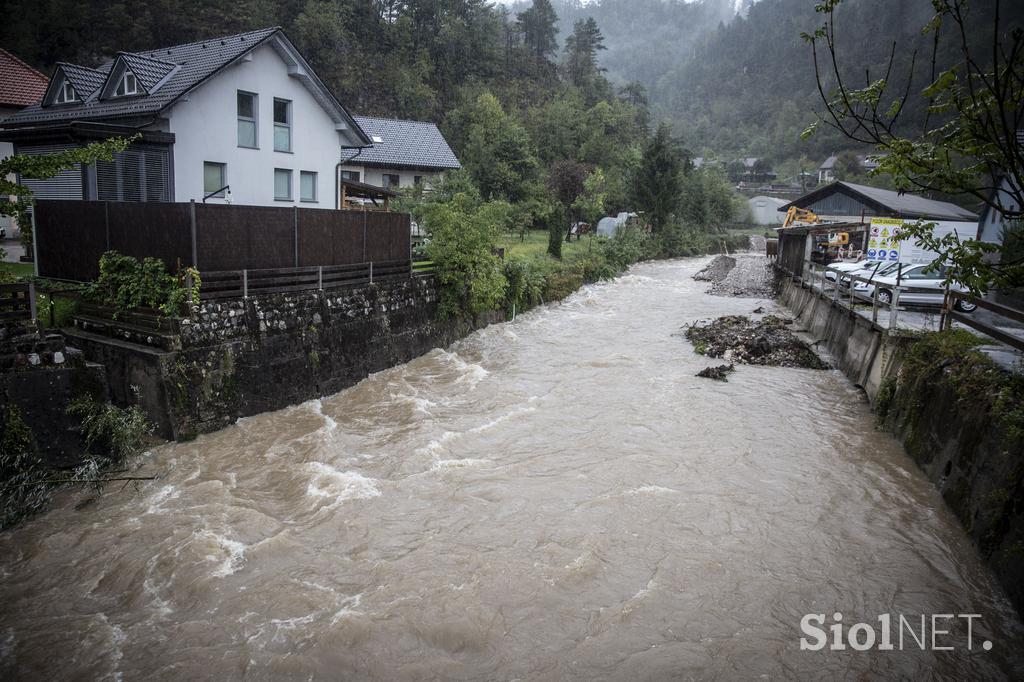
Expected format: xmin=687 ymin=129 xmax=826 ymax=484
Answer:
xmin=802 ymin=0 xmax=1022 ymax=221
xmin=0 ymin=135 xmax=139 ymax=251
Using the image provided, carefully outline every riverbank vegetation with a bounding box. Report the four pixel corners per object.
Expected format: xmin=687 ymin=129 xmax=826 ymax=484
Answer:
xmin=408 ymin=165 xmax=749 ymax=320
xmin=1 ymin=396 xmax=153 ymax=530
xmin=83 ymin=251 xmax=200 ymax=318
xmin=874 ymin=329 xmax=1024 ymax=590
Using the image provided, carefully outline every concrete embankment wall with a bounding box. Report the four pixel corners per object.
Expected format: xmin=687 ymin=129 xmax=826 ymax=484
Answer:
xmin=778 ymin=276 xmax=1024 ymax=614
xmin=68 ymin=276 xmax=496 ymax=441
xmin=777 ymin=277 xmax=914 ymax=400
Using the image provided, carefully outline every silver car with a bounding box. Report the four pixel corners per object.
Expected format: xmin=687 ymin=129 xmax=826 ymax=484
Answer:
xmin=851 ymin=263 xmax=977 ymax=312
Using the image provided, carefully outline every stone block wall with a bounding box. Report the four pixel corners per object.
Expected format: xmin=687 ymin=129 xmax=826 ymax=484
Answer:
xmin=80 ymin=276 xmax=495 ymax=440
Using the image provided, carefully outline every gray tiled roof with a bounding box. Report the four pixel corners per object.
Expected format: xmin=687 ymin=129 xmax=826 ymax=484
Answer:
xmin=3 ymin=27 xmax=280 ymax=126
xmin=351 ymin=116 xmax=461 ymax=170
xmin=58 ymin=62 xmax=107 ymax=99
xmin=119 ymin=53 xmax=177 ymax=91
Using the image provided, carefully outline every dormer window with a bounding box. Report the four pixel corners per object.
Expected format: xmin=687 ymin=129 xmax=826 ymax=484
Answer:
xmin=54 ymin=81 xmax=77 ymax=104
xmin=114 ymin=71 xmax=139 ymax=97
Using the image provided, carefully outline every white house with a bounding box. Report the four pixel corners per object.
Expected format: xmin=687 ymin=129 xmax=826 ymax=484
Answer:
xmin=0 ymin=28 xmax=383 ymax=209
xmin=818 ymin=152 xmax=884 ymax=184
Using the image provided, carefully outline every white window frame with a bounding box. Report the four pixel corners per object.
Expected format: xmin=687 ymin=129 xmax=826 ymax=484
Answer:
xmin=204 ymin=162 xmax=226 ymax=198
xmin=54 ymin=80 xmax=77 ymax=104
xmin=273 ymin=98 xmax=292 ymax=153
xmin=237 ymin=91 xmax=258 ymax=149
xmin=274 ymin=168 xmax=293 ymax=201
xmin=300 ymin=171 xmax=318 ymax=203
xmin=382 ymin=173 xmax=400 ymax=189
xmin=114 ymin=71 xmax=139 ymax=97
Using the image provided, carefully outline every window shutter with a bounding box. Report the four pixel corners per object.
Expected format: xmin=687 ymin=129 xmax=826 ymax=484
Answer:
xmin=96 ymin=144 xmax=170 ymax=202
xmin=15 ymin=144 xmax=85 ymax=200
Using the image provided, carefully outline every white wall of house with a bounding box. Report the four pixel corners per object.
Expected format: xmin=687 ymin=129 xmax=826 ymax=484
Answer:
xmin=167 ymin=42 xmax=355 ymax=208
xmin=978 ymin=175 xmax=1020 ymax=245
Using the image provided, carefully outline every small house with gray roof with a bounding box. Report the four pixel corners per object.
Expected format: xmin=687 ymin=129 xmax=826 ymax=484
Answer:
xmin=340 ymin=115 xmax=460 ymax=193
xmin=0 ymin=28 xmax=384 ymax=209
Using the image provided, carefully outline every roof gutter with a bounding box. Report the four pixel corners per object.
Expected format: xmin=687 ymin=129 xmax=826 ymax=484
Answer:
xmin=335 ymin=145 xmax=369 ymax=210
xmin=0 ymin=117 xmax=172 ymax=144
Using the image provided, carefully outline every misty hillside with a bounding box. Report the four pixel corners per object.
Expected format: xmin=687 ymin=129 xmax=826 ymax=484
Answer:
xmin=552 ymin=0 xmax=999 ymax=166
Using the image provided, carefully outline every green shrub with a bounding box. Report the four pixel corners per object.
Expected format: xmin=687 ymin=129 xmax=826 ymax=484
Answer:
xmin=68 ymin=393 xmax=152 ymax=463
xmin=84 ymin=251 xmax=200 ymax=317
xmin=503 ymin=256 xmax=550 ymax=313
xmin=543 ymin=263 xmax=585 ymax=301
xmin=423 ymin=195 xmax=509 ymax=318
xmin=602 ymin=226 xmax=651 ymax=271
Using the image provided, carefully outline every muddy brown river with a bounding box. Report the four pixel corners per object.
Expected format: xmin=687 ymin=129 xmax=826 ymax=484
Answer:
xmin=2 ymin=257 xmax=1022 ymax=680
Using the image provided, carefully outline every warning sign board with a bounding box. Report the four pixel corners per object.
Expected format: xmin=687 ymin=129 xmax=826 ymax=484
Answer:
xmin=867 ymin=217 xmax=975 ymax=264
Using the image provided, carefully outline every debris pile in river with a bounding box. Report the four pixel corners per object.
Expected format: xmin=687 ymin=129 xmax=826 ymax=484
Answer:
xmin=694 ymin=254 xmax=778 ymax=298
xmin=686 ymin=315 xmax=829 ymax=369
xmin=696 ymin=363 xmax=736 ymax=381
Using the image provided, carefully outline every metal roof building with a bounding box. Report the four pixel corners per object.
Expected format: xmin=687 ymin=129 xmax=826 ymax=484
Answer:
xmin=778 ymin=181 xmax=978 ymax=222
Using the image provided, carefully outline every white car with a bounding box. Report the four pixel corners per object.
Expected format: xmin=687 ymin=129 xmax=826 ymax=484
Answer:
xmin=824 ymin=259 xmax=874 ymax=281
xmin=851 ymin=263 xmax=977 ymax=312
xmin=838 ymin=260 xmax=907 ymax=288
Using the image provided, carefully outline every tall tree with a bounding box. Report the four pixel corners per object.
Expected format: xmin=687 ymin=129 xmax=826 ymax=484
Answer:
xmin=517 ymin=0 xmax=559 ymax=68
xmin=631 ymin=123 xmax=687 ymax=233
xmin=564 ymin=17 xmax=606 ymax=90
xmin=547 ymin=159 xmax=591 ymax=242
xmin=804 ymin=0 xmax=1024 ymax=292
xmin=457 ymin=93 xmax=539 ymax=202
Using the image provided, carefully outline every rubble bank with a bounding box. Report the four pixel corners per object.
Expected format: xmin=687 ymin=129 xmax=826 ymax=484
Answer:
xmin=685 ymin=315 xmax=829 ymax=369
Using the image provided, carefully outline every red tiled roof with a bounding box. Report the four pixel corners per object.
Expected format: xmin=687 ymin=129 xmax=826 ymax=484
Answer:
xmin=0 ymin=48 xmax=49 ymax=108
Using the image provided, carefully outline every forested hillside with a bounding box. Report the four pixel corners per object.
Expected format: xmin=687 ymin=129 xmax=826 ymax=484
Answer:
xmin=549 ymin=0 xmax=1002 ymax=170
xmin=2 ymin=0 xmax=1002 ymax=173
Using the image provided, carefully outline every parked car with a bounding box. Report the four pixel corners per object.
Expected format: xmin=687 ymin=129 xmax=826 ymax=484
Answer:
xmin=824 ymin=259 xmax=874 ymax=281
xmin=838 ymin=260 xmax=907 ymax=288
xmin=851 ymin=263 xmax=977 ymax=312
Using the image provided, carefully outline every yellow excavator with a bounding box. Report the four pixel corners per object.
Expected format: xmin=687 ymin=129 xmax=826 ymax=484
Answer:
xmin=781 ymin=206 xmax=819 ymax=228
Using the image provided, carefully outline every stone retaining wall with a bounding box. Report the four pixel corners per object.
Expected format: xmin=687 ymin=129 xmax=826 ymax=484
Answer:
xmin=68 ymin=276 xmax=497 ymax=441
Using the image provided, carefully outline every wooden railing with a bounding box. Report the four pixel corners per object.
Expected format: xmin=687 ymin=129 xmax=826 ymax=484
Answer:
xmin=800 ymin=262 xmax=954 ymax=329
xmin=942 ymin=291 xmax=1024 ymax=352
xmin=199 ymin=260 xmax=414 ymax=300
xmin=791 ymin=261 xmax=1024 ymax=350
xmin=0 ymin=282 xmax=36 ymax=322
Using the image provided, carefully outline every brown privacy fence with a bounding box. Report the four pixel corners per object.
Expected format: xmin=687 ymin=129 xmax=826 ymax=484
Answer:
xmin=33 ymin=200 xmax=411 ymax=282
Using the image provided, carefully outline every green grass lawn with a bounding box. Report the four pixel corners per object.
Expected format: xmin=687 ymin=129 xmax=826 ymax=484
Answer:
xmin=499 ymin=229 xmax=596 ymax=262
xmin=0 ymin=261 xmax=35 ymax=278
